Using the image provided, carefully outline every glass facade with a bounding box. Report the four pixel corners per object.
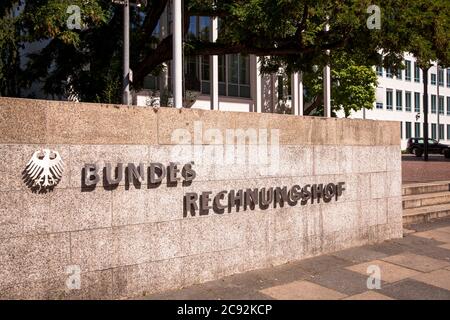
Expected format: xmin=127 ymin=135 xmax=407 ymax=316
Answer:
xmin=144 ymin=16 xmax=251 ymax=99
xmin=386 ymin=89 xmax=393 ymax=110
xmin=431 ymin=95 xmax=437 ymax=113
xmin=405 ymin=60 xmax=411 ymax=81
xmin=448 ymin=97 xmax=450 ymax=115
xmin=414 ymin=63 xmax=420 ymax=82
xmin=447 ymin=69 xmax=450 ymax=88
xmin=438 ymin=96 xmax=444 ymax=115
xmin=439 ymin=124 xmax=444 ymax=140
xmin=405 ymin=91 xmax=412 ymax=112
xmin=386 ymin=68 xmax=393 ymax=78
xmin=415 ymin=122 xmax=421 ymax=138
xmin=414 ymin=92 xmax=421 ymax=113
xmin=376 ymin=66 xmax=383 ymax=76
xmin=405 ymin=122 xmax=412 ymax=139
xmin=431 ymin=73 xmax=437 ymax=85
xmin=438 ymin=68 xmax=444 ymax=87
xmin=396 ymin=90 xmax=403 ymax=111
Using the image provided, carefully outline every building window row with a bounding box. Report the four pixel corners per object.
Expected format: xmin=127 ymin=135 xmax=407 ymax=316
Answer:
xmin=381 ymin=90 xmax=450 ymax=116
xmin=377 ymin=61 xmax=450 ymax=87
xmin=402 ymin=122 xmax=450 ymax=140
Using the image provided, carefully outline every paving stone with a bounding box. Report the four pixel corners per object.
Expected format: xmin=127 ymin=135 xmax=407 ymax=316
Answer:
xmin=260 ymin=280 xmax=347 ymax=300
xmin=331 ymin=246 xmax=388 ymax=264
xmin=393 ymin=243 xmax=450 ymax=262
xmin=438 ymin=243 xmax=450 ymax=250
xmin=250 ymin=263 xmax=310 ymax=289
xmin=344 ymin=291 xmax=394 ymax=300
xmin=294 ymin=255 xmax=351 ymax=275
xmin=369 ymin=242 xmax=408 ymax=256
xmin=380 ymin=279 xmax=450 ymax=300
xmin=382 ymin=253 xmax=450 ymax=272
xmin=435 ymin=226 xmax=450 ymax=234
xmin=346 ymin=260 xmax=420 ymax=283
xmin=414 ymin=230 xmax=450 ymax=243
xmin=392 ymin=234 xmax=444 ymax=247
xmin=306 ymin=268 xmax=375 ymax=296
xmin=411 ymin=269 xmax=450 ymax=291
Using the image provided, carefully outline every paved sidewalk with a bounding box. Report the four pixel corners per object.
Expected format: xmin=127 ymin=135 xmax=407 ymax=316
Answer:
xmin=402 ymin=154 xmax=450 ymax=183
xmin=145 ymin=217 xmax=450 ymax=300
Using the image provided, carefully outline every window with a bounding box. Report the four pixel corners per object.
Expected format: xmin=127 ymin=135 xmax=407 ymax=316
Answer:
xmin=414 ymin=92 xmax=421 ymax=113
xmin=448 ymin=124 xmax=450 ymax=140
xmin=431 ymin=123 xmax=437 ymax=139
xmin=396 ymin=69 xmax=402 ymax=80
xmin=376 ymin=102 xmax=383 ymax=109
xmin=438 ymin=96 xmax=444 ymax=115
xmin=415 ymin=122 xmax=421 ymax=138
xmin=376 ymin=66 xmax=383 ymax=76
xmin=143 ymin=75 xmax=160 ymax=91
xmin=447 ymin=69 xmax=450 ymax=88
xmin=405 ymin=92 xmax=412 ymax=112
xmin=414 ymin=63 xmax=420 ymax=82
xmin=184 ymin=17 xmax=249 ymax=98
xmin=184 ymin=17 xmax=212 ymax=95
xmin=386 ymin=89 xmax=393 ymax=110
xmin=226 ymin=54 xmax=250 ymax=98
xmin=431 ymin=95 xmax=437 ymax=113
xmin=396 ymin=90 xmax=403 ymax=111
xmin=438 ymin=68 xmax=444 ymax=87
xmin=439 ymin=124 xmax=444 ymax=140
xmin=406 ymin=122 xmax=412 ymax=139
xmin=405 ymin=60 xmax=412 ymax=81
xmin=447 ymin=97 xmax=450 ymax=116
xmin=431 ymin=73 xmax=437 ymax=85
xmin=386 ymin=67 xmax=393 ymax=78
xmin=400 ymin=122 xmax=403 ymax=139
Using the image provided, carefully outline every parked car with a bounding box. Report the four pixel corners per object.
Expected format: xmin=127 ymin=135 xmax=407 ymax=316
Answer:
xmin=406 ymin=138 xmax=450 ymax=158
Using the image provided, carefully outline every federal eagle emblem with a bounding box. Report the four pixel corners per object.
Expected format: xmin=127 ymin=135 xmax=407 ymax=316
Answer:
xmin=25 ymin=149 xmax=65 ymax=190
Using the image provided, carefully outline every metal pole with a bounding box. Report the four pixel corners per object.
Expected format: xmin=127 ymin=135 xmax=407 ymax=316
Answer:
xmin=423 ymin=67 xmax=429 ymax=161
xmin=323 ymin=19 xmax=331 ymax=117
xmin=210 ymin=17 xmax=219 ymax=110
xmin=437 ymin=64 xmax=440 ymax=142
xmin=173 ymin=0 xmax=183 ymax=108
xmin=123 ymin=0 xmax=131 ymax=105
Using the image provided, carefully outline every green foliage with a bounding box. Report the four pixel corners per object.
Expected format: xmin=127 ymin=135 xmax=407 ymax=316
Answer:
xmin=0 ymin=1 xmax=22 ymax=96
xmin=0 ymin=0 xmax=448 ymax=103
xmin=302 ymin=52 xmax=378 ymax=117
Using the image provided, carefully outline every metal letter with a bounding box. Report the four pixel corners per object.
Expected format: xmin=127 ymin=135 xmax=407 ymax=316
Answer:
xmin=84 ymin=164 xmax=100 ymax=186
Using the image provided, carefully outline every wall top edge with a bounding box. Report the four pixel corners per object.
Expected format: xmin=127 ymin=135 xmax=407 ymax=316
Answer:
xmin=0 ymin=97 xmax=401 ymax=146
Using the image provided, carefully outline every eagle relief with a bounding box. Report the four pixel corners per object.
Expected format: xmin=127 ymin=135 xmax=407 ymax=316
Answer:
xmin=24 ymin=149 xmax=65 ymax=191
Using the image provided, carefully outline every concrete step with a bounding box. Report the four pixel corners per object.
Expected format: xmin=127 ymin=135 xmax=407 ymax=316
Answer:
xmin=403 ymin=203 xmax=450 ymax=225
xmin=402 ymin=181 xmax=450 ymax=196
xmin=403 ymin=191 xmax=450 ymax=209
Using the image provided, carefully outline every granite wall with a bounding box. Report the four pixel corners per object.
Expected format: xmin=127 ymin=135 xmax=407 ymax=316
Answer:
xmin=0 ymin=97 xmax=402 ymax=299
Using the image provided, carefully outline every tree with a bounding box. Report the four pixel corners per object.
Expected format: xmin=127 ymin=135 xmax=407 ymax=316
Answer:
xmin=0 ymin=1 xmax=22 ymax=97
xmin=1 ymin=0 xmax=449 ymax=104
xmin=302 ymin=52 xmax=377 ymax=117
